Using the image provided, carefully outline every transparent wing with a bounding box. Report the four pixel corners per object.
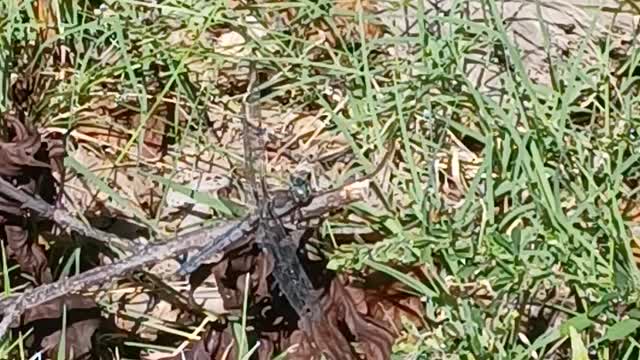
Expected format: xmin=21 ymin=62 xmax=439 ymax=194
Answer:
xmin=259 ymin=211 xmax=319 ymax=316
xmin=179 ymin=62 xmax=265 ymax=274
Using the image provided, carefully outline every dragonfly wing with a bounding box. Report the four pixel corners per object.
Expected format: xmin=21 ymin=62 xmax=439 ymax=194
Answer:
xmin=259 ymin=216 xmax=318 ymax=316
xmin=180 ymin=62 xmax=266 ymax=274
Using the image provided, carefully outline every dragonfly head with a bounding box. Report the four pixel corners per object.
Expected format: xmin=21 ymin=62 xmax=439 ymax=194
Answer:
xmin=288 ymin=170 xmax=312 ymax=205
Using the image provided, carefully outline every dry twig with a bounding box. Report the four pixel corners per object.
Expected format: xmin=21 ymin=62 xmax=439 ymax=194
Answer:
xmin=0 ymin=176 xmax=135 ymax=251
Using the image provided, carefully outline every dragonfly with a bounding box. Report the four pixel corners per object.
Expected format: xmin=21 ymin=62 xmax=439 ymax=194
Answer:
xmin=180 ymin=62 xmax=321 ymax=319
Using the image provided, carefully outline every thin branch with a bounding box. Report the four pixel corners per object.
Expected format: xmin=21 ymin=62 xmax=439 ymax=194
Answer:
xmin=0 ymin=181 xmax=369 ymax=339
xmin=0 ymin=176 xmax=134 ymax=251
xmin=0 ymin=305 xmax=15 ymax=341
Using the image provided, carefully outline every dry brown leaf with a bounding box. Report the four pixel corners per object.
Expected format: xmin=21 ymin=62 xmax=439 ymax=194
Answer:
xmin=21 ymin=294 xmax=101 ymax=359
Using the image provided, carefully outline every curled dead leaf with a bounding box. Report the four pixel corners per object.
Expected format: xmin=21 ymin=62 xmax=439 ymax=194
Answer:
xmin=19 ymin=294 xmax=101 ymax=359
xmin=5 ymin=223 xmax=52 ymax=284
xmin=0 ymin=114 xmax=51 ymax=177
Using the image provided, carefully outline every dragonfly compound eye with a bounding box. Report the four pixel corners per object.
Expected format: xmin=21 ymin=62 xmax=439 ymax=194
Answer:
xmin=288 ymin=173 xmax=311 ymax=204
